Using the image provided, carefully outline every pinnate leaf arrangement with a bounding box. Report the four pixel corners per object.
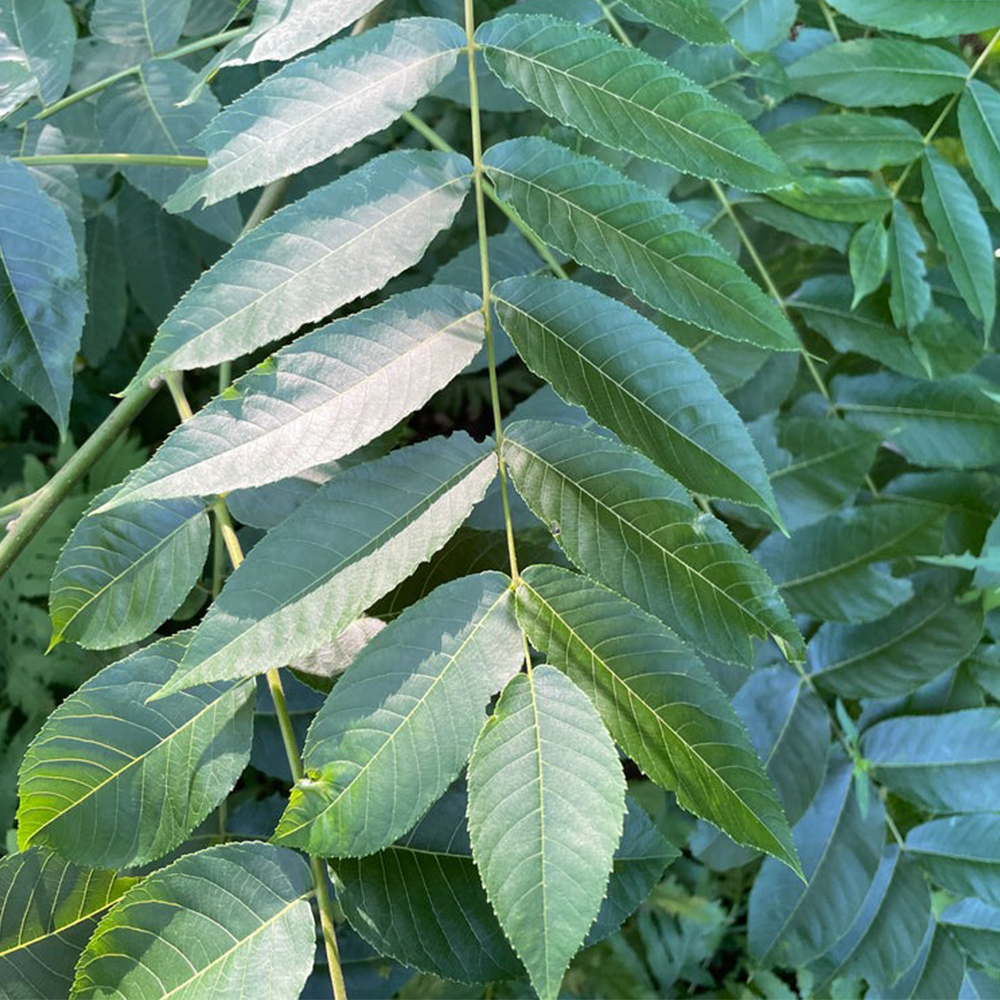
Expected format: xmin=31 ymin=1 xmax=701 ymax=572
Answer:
xmin=4 ymin=0 xmax=1000 ymax=997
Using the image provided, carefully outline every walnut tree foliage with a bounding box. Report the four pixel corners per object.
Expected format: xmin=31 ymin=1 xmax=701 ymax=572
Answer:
xmin=1 ymin=0 xmax=1000 ymax=997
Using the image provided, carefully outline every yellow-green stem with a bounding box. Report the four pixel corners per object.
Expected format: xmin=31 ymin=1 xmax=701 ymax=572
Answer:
xmin=15 ymin=153 xmax=207 ymax=168
xmin=709 ymin=180 xmax=833 ymax=402
xmin=402 ymin=110 xmax=569 ymax=279
xmin=167 ymin=376 xmax=347 ymax=1000
xmin=818 ymin=0 xmax=841 ymax=41
xmin=463 ymin=0 xmax=532 ymax=669
xmin=891 ymin=26 xmax=1000 ymax=196
xmin=35 ymin=26 xmax=248 ymax=121
xmin=597 ymin=0 xmax=632 ymax=45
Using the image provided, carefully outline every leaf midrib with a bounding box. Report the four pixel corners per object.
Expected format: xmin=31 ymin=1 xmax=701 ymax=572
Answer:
xmin=173 ymin=451 xmax=493 ymax=687
xmin=51 ymin=502 xmax=206 ymax=638
xmin=489 ymin=164 xmax=786 ymax=342
xmin=505 ymin=437 xmax=781 ymax=642
xmin=132 ymin=309 xmax=481 ymax=502
xmin=521 ymin=580 xmax=789 ymax=858
xmin=202 ymin=39 xmax=462 ymax=182
xmin=20 ymin=680 xmax=251 ymax=846
xmin=496 ymin=294 xmax=767 ymax=506
xmin=482 ymin=31 xmax=774 ymax=176
xmin=779 ymin=512 xmax=938 ymax=590
xmin=278 ymin=586 xmax=511 ymax=840
xmin=811 ymin=592 xmax=954 ymax=678
xmin=152 ymin=165 xmax=470 ymax=375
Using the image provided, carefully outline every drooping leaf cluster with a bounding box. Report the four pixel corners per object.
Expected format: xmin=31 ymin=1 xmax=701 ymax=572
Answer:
xmin=2 ymin=0 xmax=1000 ymax=998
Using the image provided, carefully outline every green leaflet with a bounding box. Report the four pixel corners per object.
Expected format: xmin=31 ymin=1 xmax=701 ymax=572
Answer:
xmin=467 ymin=665 xmax=627 ymax=1000
xmin=808 ymin=846 xmax=931 ymax=993
xmin=662 ymin=313 xmax=770 ymax=392
xmin=493 ymin=276 xmax=781 ymax=520
xmin=793 ymin=276 xmax=979 ymax=380
xmin=755 ymin=502 xmax=945 ymax=623
xmin=585 ymin=796 xmax=681 ymax=945
xmin=124 ymin=149 xmax=472 ymax=392
xmin=941 ymin=899 xmax=1000 ymax=970
xmin=273 ymin=572 xmax=524 ymax=857
xmin=834 ymin=372 xmax=1000 ymax=469
xmin=515 ymin=564 xmax=800 ymax=872
xmin=827 ymin=0 xmax=1000 ymax=38
xmin=17 ymin=633 xmax=254 ymax=869
xmin=907 ymin=814 xmax=1000 ymax=908
xmin=748 ymin=755 xmax=886 ymax=968
xmin=959 ymin=81 xmax=1000 ymax=213
xmin=0 ymin=157 xmax=85 ymax=433
xmin=333 ymin=787 xmax=675 ymax=983
xmin=769 ymin=174 xmax=892 ymax=222
xmin=921 ymin=147 xmax=996 ymax=333
xmin=767 ymin=114 xmax=924 ymax=171
xmin=0 ymin=848 xmax=135 ymax=1000
xmin=157 ymin=433 xmax=497 ymax=695
xmin=0 ymin=0 xmax=75 ymax=105
xmin=484 ymin=138 xmax=797 ymax=351
xmin=90 ymin=0 xmax=191 ymax=54
xmin=50 ymin=487 xmax=210 ymax=648
xmin=332 ymin=785 xmax=525 ymax=984
xmin=98 ymin=286 xmax=484 ymax=508
xmin=747 ymin=412 xmax=880 ymax=531
xmin=97 ymin=61 xmax=242 ymax=243
xmin=739 ymin=199 xmax=854 ymax=253
xmin=476 ymin=14 xmax=788 ymax=191
xmin=117 ymin=182 xmax=203 ymax=326
xmin=169 ymin=18 xmax=466 ymax=212
xmin=623 ymin=0 xmax=729 ymax=43
xmin=849 ymin=220 xmax=889 ymax=306
xmin=808 ymin=572 xmax=984 ymax=698
xmin=502 ymin=419 xmax=804 ymax=666
xmin=70 ymin=843 xmax=315 ymax=1000
xmin=881 ymin=916 xmax=967 ymax=1000
xmin=732 ymin=666 xmax=830 ymax=825
xmin=863 ymin=708 xmax=1000 ymax=813
xmin=787 ymin=39 xmax=968 ymax=108
xmin=889 ymin=200 xmax=931 ymax=332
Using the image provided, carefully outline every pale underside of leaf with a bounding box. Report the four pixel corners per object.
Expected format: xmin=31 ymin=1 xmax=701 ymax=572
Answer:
xmin=99 ymin=286 xmax=484 ymax=509
xmin=125 ymin=149 xmax=472 ymax=392
xmin=170 ymin=17 xmax=466 ymax=212
xmin=272 ymin=571 xmax=524 ymax=857
xmin=157 ymin=434 xmax=498 ymax=696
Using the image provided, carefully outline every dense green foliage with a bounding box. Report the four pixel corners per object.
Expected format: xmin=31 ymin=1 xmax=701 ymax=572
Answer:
xmin=2 ymin=0 xmax=1000 ymax=997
